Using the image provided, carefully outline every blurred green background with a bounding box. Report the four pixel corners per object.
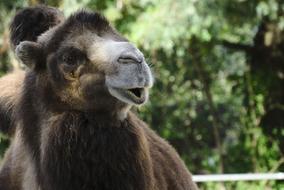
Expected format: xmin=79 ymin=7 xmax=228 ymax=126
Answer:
xmin=0 ymin=0 xmax=283 ymax=189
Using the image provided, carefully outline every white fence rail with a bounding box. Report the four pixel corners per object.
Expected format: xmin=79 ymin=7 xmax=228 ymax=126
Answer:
xmin=192 ymin=173 xmax=284 ymax=182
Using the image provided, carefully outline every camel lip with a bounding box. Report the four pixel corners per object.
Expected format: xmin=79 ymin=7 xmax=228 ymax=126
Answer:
xmin=107 ymin=86 xmax=148 ymax=105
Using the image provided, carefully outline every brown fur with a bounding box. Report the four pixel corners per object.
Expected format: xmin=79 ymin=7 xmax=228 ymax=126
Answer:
xmin=0 ymin=6 xmax=198 ymax=190
xmin=0 ymin=71 xmax=24 ymax=135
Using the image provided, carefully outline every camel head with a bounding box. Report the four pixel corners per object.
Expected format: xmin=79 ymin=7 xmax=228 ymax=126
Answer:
xmin=12 ymin=7 xmax=153 ymax=116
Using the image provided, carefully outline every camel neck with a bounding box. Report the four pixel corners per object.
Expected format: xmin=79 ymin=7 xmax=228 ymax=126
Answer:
xmin=40 ymin=112 xmax=155 ymax=190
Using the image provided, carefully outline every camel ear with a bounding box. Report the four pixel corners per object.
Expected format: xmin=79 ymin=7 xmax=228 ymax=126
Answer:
xmin=15 ymin=41 xmax=44 ymax=70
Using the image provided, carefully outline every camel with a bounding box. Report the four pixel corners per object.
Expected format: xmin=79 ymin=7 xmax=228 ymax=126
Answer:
xmin=0 ymin=6 xmax=198 ymax=190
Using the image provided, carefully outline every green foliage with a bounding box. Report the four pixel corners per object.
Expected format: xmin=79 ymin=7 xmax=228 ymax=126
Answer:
xmin=0 ymin=1 xmax=283 ymax=189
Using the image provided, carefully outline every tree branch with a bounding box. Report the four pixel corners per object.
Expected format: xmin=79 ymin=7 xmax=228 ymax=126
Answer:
xmin=190 ymin=48 xmax=224 ymax=174
xmin=219 ymin=40 xmax=253 ymax=52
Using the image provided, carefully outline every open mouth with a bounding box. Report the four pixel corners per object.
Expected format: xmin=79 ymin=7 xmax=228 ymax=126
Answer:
xmin=108 ymin=86 xmax=147 ymax=105
xmin=127 ymin=88 xmax=143 ymax=98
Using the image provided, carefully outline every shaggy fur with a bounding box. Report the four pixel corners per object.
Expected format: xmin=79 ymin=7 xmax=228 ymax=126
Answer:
xmin=10 ymin=6 xmax=64 ymax=50
xmin=0 ymin=5 xmax=198 ymax=190
xmin=0 ymin=71 xmax=24 ymax=135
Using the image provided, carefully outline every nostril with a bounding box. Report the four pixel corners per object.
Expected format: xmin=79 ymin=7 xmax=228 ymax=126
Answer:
xmin=117 ymin=53 xmax=143 ymax=64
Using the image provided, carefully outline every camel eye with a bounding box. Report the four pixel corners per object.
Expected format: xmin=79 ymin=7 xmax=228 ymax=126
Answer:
xmin=62 ymin=54 xmax=75 ymax=65
xmin=59 ymin=47 xmax=86 ymax=66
